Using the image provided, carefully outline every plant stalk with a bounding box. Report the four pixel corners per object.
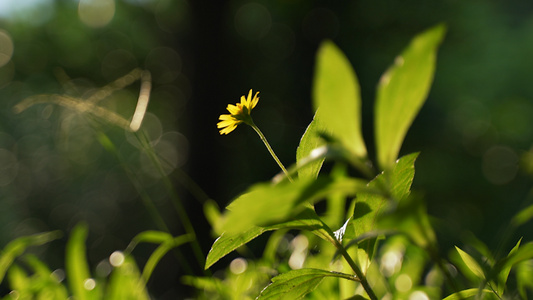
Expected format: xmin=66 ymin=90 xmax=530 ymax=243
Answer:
xmin=249 ymin=122 xmax=293 ymax=182
xmin=335 ymin=240 xmax=378 ymax=300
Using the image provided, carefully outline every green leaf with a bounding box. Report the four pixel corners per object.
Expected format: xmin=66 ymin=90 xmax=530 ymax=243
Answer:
xmin=493 ymin=242 xmax=533 ymax=278
xmin=206 ymin=206 xmax=336 ymax=269
xmin=497 ymin=238 xmax=521 ymax=294
xmin=141 ymin=234 xmax=193 ymax=282
xmin=455 ymin=246 xmax=485 ymax=280
xmin=512 ymin=203 xmax=533 ymax=227
xmin=516 ymin=260 xmax=533 ymax=299
xmin=313 ymin=40 xmax=367 ymax=158
xmin=257 ymin=268 xmax=358 ymax=300
xmin=349 ymin=152 xmax=418 ymax=240
xmin=66 ymin=223 xmax=99 ymax=300
xmin=296 ymin=110 xmax=326 ymax=180
xmin=375 ymin=24 xmax=445 ymax=170
xmin=221 ymin=176 xmax=371 ymax=234
xmin=0 ymin=230 xmax=61 ymax=284
xmin=442 ymin=288 xmax=495 ymax=300
xmin=106 ymin=255 xmax=149 ymax=300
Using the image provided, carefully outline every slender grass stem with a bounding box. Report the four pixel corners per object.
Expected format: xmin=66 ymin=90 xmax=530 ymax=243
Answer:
xmin=249 ymin=122 xmax=293 ymax=182
xmin=135 ymin=131 xmax=208 ymax=273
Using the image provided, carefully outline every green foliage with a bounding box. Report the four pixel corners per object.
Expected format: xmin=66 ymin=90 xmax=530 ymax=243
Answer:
xmin=257 ymin=268 xmax=358 ymax=300
xmin=0 ymin=224 xmax=186 ymax=299
xmin=197 ymin=23 xmax=533 ymax=300
xmin=4 ymin=18 xmax=533 ymax=300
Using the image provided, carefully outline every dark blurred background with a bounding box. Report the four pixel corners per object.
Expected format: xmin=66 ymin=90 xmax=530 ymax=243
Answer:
xmin=1 ymin=0 xmax=533 ymax=298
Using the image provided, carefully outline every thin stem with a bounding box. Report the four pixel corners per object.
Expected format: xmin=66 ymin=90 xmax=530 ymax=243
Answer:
xmin=334 ymin=240 xmax=378 ymax=300
xmin=249 ymin=122 xmax=294 ymax=182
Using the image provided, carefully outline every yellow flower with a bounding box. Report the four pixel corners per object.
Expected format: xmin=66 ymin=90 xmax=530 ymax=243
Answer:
xmin=217 ymin=89 xmax=260 ymax=135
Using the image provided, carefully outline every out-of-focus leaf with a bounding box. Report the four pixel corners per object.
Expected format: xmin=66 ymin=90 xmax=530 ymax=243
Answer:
xmin=106 ymin=256 xmax=149 ymax=300
xmin=141 ymin=234 xmax=193 ymax=282
xmin=512 ymin=204 xmax=533 ymax=227
xmin=516 ymin=259 xmax=533 ymax=299
xmin=7 ymin=264 xmax=30 ymax=295
xmin=442 ymin=288 xmax=494 ymax=300
xmin=0 ymin=231 xmax=61 ymax=283
xmin=493 ymin=242 xmax=533 ymax=278
xmin=455 ymin=246 xmax=485 ymax=280
xmin=375 ymin=24 xmax=445 ymax=170
xmin=378 ymin=194 xmax=436 ymax=249
xmin=181 ymin=276 xmax=227 ymax=296
xmin=24 ymin=255 xmax=69 ymax=299
xmin=497 ymin=238 xmax=521 ymax=294
xmin=206 ymin=206 xmax=336 ymax=269
xmin=203 ymin=199 xmax=222 ymax=234
xmin=296 ymin=110 xmax=326 ymax=180
xmin=312 ymin=40 xmax=367 ymax=158
xmin=257 ymin=268 xmax=358 ymax=300
xmin=66 ymin=223 xmax=100 ymax=300
xmin=221 ymin=176 xmax=372 ymax=234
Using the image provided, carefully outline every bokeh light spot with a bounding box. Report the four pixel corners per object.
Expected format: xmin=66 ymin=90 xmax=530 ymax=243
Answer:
xmin=381 ymin=250 xmax=403 ymax=276
xmin=229 ymin=257 xmax=248 ymax=275
xmin=0 ymin=30 xmax=14 ymax=68
xmin=145 ymin=47 xmax=182 ymax=84
xmin=409 ymin=291 xmax=429 ymax=300
xmin=482 ymin=145 xmax=518 ymax=185
xmin=395 ymin=274 xmax=413 ymax=292
xmin=79 ymin=0 xmax=115 ymax=28
xmin=109 ymin=251 xmax=125 ymax=267
xmin=83 ymin=278 xmax=96 ymax=290
xmin=234 ymin=3 xmax=271 ymax=41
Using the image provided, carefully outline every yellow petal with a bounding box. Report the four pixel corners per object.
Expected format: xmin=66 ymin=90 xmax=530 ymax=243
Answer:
xmin=246 ymin=89 xmax=253 ymax=107
xmin=219 ymin=124 xmax=237 ymax=135
xmin=227 ymin=104 xmax=240 ymax=115
xmin=217 ymin=119 xmax=236 ymax=128
xmin=250 ymin=91 xmax=259 ymax=109
xmin=219 ymin=114 xmax=233 ymax=120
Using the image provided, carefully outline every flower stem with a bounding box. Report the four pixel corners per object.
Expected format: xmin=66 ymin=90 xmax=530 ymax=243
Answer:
xmin=249 ymin=122 xmax=294 ymax=182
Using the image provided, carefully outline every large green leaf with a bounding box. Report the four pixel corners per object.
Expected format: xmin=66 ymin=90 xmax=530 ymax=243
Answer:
xmin=220 ymin=176 xmax=371 ymax=234
xmin=257 ymin=268 xmax=358 ymax=300
xmin=375 ymin=24 xmax=445 ymax=170
xmin=206 ymin=206 xmax=336 ymax=269
xmin=296 ymin=110 xmax=326 ymax=180
xmin=312 ymin=40 xmax=367 ymax=158
xmin=0 ymin=231 xmax=61 ymax=283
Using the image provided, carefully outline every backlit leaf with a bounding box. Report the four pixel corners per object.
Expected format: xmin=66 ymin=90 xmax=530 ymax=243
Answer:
xmin=375 ymin=24 xmax=445 ymax=170
xmin=313 ymin=40 xmax=367 ymax=158
xmin=206 ymin=206 xmax=335 ymax=269
xmin=296 ymin=110 xmax=326 ymax=180
xmin=221 ymin=176 xmax=371 ymax=234
xmin=257 ymin=268 xmax=358 ymax=300
xmin=455 ymin=246 xmax=485 ymax=280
